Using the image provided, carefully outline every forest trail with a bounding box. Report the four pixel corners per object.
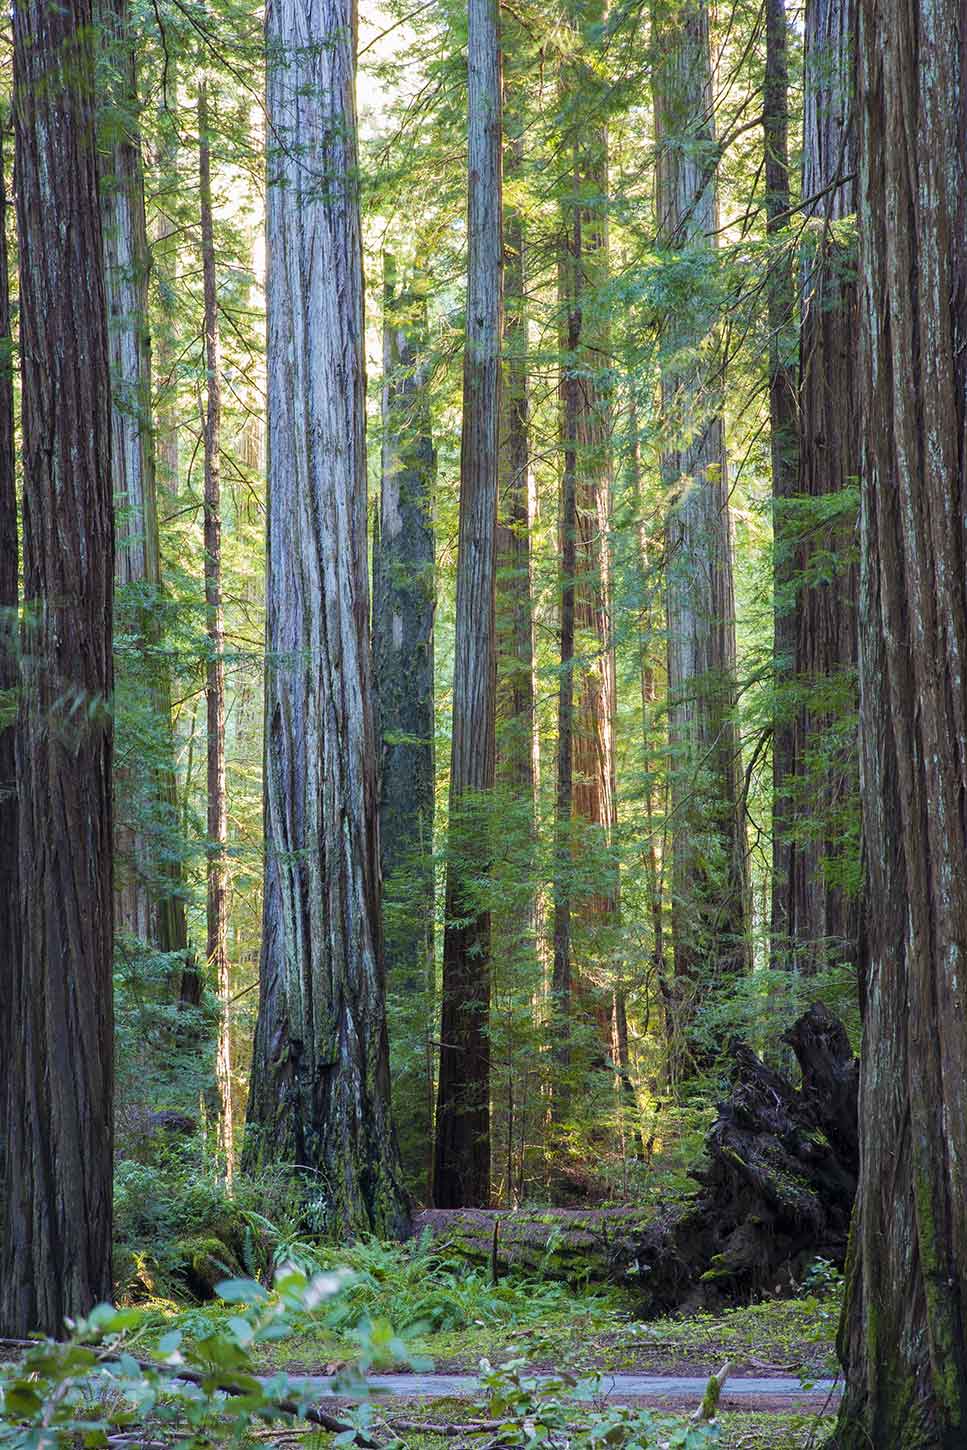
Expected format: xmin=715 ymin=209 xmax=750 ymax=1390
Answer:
xmin=295 ymin=1370 xmax=841 ymax=1410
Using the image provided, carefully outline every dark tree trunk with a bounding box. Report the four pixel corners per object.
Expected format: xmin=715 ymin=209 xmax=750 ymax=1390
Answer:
xmin=432 ymin=0 xmax=502 ymax=1210
xmin=781 ymin=0 xmax=860 ymax=973
xmin=198 ymin=80 xmax=233 ymax=1180
xmin=763 ymin=0 xmax=800 ymax=962
xmin=834 ymin=0 xmax=967 ymax=1441
xmin=101 ymin=1 xmax=189 ymax=967
xmin=374 ymin=253 xmax=436 ymax=1200
xmin=1 ymin=0 xmax=114 ymax=1333
xmin=0 ymin=118 xmax=17 ymax=1206
xmin=651 ymin=0 xmax=749 ymax=1078
xmin=245 ymin=0 xmax=409 ymax=1237
xmin=631 ymin=1004 xmax=858 ymax=1312
xmin=552 ymin=261 xmax=580 ymax=1112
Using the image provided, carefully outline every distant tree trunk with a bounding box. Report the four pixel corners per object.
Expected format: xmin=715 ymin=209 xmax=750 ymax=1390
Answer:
xmin=101 ymin=2 xmax=189 ymax=967
xmin=245 ymin=0 xmax=409 ymax=1236
xmin=552 ymin=221 xmax=580 ymax=1114
xmin=834 ymin=0 xmax=967 ymax=1441
xmin=433 ymin=0 xmax=502 ymax=1209
xmin=651 ymin=0 xmax=749 ymax=1078
xmin=0 ymin=118 xmax=17 ymax=1206
xmin=1 ymin=0 xmax=114 ymax=1333
xmin=374 ymin=252 xmax=436 ymax=1200
xmin=783 ymin=0 xmax=859 ymax=973
xmin=198 ymin=79 xmax=233 ymax=1181
xmin=762 ymin=0 xmax=800 ymax=963
xmin=494 ymin=109 xmax=540 ymax=1201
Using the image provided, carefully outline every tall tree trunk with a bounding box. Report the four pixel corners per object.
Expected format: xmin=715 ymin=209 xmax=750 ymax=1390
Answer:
xmin=374 ymin=253 xmax=436 ymax=1201
xmin=784 ymin=0 xmax=860 ymax=973
xmin=762 ymin=0 xmax=800 ymax=963
xmin=198 ymin=80 xmax=233 ymax=1181
xmin=0 ymin=118 xmax=17 ymax=1209
xmin=494 ymin=109 xmax=539 ymax=1201
xmin=101 ymin=2 xmax=189 ymax=966
xmin=432 ymin=0 xmax=502 ymax=1209
xmin=552 ymin=254 xmax=580 ymax=1113
xmin=245 ymin=0 xmax=409 ymax=1236
xmin=835 ymin=0 xmax=967 ymax=1440
xmin=651 ymin=0 xmax=749 ymax=1079
xmin=1 ymin=0 xmax=114 ymax=1333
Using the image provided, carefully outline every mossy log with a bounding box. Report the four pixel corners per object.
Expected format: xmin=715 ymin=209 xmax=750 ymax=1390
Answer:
xmin=628 ymin=1002 xmax=858 ymax=1312
xmin=409 ymin=1206 xmax=658 ymax=1282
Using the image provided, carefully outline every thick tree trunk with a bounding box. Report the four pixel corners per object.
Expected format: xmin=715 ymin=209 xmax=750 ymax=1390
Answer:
xmin=833 ymin=0 xmax=967 ymax=1441
xmin=374 ymin=254 xmax=436 ymax=1200
xmin=245 ymin=0 xmax=409 ymax=1236
xmin=763 ymin=0 xmax=800 ymax=962
xmin=198 ymin=80 xmax=233 ymax=1182
xmin=0 ymin=119 xmax=17 ymax=1206
xmin=1 ymin=0 xmax=114 ymax=1333
xmin=781 ymin=0 xmax=859 ymax=973
xmin=101 ymin=4 xmax=188 ymax=964
xmin=651 ymin=0 xmax=749 ymax=1078
xmin=433 ymin=0 xmax=502 ymax=1209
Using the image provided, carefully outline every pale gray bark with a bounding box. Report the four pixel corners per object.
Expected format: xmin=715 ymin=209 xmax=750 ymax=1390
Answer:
xmin=246 ymin=0 xmax=408 ymax=1235
xmin=651 ymin=0 xmax=749 ymax=1077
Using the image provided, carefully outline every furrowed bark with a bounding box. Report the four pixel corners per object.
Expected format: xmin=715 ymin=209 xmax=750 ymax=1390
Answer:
xmin=833 ymin=0 xmax=967 ymax=1441
xmin=1 ymin=0 xmax=114 ymax=1333
xmin=433 ymin=0 xmax=502 ymax=1208
xmin=246 ymin=0 xmax=409 ymax=1236
xmin=0 ymin=116 xmax=17 ymax=1208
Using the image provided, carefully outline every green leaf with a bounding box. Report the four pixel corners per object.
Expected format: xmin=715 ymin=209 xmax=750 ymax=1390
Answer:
xmin=216 ymin=1277 xmax=269 ymax=1304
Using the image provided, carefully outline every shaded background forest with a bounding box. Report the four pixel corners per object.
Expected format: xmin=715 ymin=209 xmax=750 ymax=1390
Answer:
xmin=53 ymin=0 xmax=862 ymax=1209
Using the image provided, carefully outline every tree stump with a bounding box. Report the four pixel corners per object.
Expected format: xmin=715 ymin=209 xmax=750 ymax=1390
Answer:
xmin=629 ymin=1003 xmax=859 ymax=1312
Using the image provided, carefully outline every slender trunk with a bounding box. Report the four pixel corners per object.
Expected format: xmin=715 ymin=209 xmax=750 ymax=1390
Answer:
xmin=494 ymin=111 xmax=539 ymax=1200
xmin=245 ymin=0 xmax=408 ymax=1236
xmin=651 ymin=0 xmax=749 ymax=1080
xmin=433 ymin=0 xmax=502 ymax=1208
xmin=0 ymin=117 xmax=17 ymax=1208
xmin=552 ymin=250 xmax=580 ymax=1115
xmin=101 ymin=3 xmax=189 ymax=967
xmin=762 ymin=0 xmax=800 ymax=963
xmin=835 ymin=0 xmax=967 ymax=1440
xmin=1 ymin=0 xmax=114 ymax=1333
xmin=374 ymin=253 xmax=436 ymax=1200
xmin=198 ymin=80 xmax=233 ymax=1182
xmin=785 ymin=0 xmax=859 ymax=973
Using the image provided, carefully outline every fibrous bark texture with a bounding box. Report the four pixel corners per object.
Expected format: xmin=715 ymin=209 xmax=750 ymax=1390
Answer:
xmin=651 ymin=0 xmax=749 ymax=1076
xmin=245 ymin=0 xmax=408 ymax=1237
xmin=0 ymin=120 xmax=17 ymax=1204
xmin=777 ymin=0 xmax=859 ymax=974
xmin=374 ymin=255 xmax=436 ymax=1199
xmin=433 ymin=0 xmax=502 ymax=1208
xmin=1 ymin=0 xmax=114 ymax=1334
xmin=834 ymin=0 xmax=967 ymax=1441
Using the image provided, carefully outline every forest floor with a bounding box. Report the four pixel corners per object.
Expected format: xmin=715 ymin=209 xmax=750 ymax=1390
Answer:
xmin=247 ymin=1277 xmax=841 ymax=1448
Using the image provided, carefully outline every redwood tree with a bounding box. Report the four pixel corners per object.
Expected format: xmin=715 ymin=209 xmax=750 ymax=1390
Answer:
xmin=245 ymin=0 xmax=408 ymax=1236
xmin=374 ymin=254 xmax=436 ymax=1197
xmin=834 ymin=0 xmax=967 ymax=1441
xmin=1 ymin=0 xmax=114 ymax=1333
xmin=0 ymin=120 xmax=16 ymax=1202
xmin=651 ymin=0 xmax=749 ymax=1076
xmin=433 ymin=0 xmax=502 ymax=1208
